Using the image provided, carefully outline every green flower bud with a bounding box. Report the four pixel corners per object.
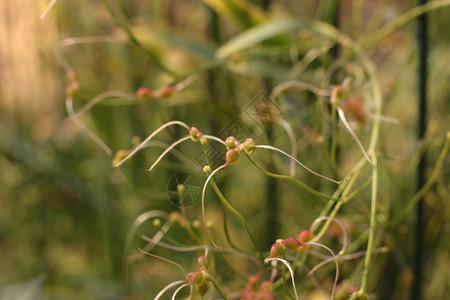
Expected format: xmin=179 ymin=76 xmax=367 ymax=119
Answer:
xmin=177 ymin=184 xmax=185 ymax=198
xmin=225 ymin=136 xmax=240 ymax=150
xmin=226 ymin=148 xmax=241 ymax=165
xmin=203 ymin=165 xmax=211 ymax=175
xmin=190 ymin=127 xmax=203 ymax=142
xmin=242 ymin=138 xmax=256 ymax=154
xmin=152 ymin=218 xmax=161 ymax=228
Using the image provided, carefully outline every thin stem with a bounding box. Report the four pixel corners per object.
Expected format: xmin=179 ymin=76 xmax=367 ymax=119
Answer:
xmin=65 ymin=96 xmax=112 ymax=155
xmin=246 ymin=153 xmax=339 ymax=201
xmin=155 ymin=280 xmax=187 ymax=300
xmin=362 ymin=0 xmax=450 ymax=48
xmin=137 ymin=248 xmax=187 ymax=275
xmin=171 ymin=282 xmax=191 ymax=300
xmin=265 ymin=257 xmax=299 ymax=300
xmin=40 ymin=0 xmax=59 ymax=20
xmin=206 ymin=274 xmax=229 ymax=299
xmin=114 ymin=121 xmax=190 ymax=167
xmin=146 ymin=136 xmax=191 ymax=172
xmin=202 ymin=164 xmax=228 ymax=247
xmin=336 ymin=107 xmax=373 ymax=166
xmin=256 ymin=145 xmax=346 ymax=183
xmin=276 ymin=119 xmax=298 ymax=176
xmin=358 ymin=154 xmax=378 ymax=297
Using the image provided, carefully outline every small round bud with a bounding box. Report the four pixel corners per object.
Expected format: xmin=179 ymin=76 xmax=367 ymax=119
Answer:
xmin=246 ymin=274 xmax=260 ymax=291
xmin=200 ymin=136 xmax=207 ymax=145
xmin=192 ymin=219 xmax=201 ymax=229
xmin=242 ymin=138 xmax=256 ymax=154
xmin=190 ymin=127 xmax=203 ymax=142
xmin=168 ymin=212 xmax=182 ymax=225
xmin=203 ymin=165 xmax=211 ymax=175
xmin=177 ymin=184 xmax=185 ymax=197
xmin=195 ymin=281 xmax=210 ymax=296
xmin=226 ymin=148 xmax=241 ymax=165
xmin=282 ymin=238 xmax=301 ymax=251
xmin=269 ymin=242 xmax=282 ymax=258
xmin=136 ymin=87 xmax=153 ymax=99
xmin=331 ymin=85 xmax=344 ymax=106
xmin=225 ymin=136 xmax=240 ymax=150
xmin=155 ymin=86 xmax=176 ymax=98
xmin=298 ymin=229 xmax=313 ymax=243
xmin=152 ymin=218 xmax=161 ymax=228
xmin=112 ymin=150 xmax=130 ymax=167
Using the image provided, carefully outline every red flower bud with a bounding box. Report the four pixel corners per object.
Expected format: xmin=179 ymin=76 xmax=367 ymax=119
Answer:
xmin=136 ymin=87 xmax=153 ymax=99
xmin=282 ymin=238 xmax=301 ymax=251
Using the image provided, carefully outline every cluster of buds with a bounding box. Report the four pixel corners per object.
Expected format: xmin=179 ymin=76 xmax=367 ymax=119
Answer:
xmin=224 ymin=137 xmax=256 ymax=166
xmin=240 ymin=274 xmax=275 ymax=300
xmin=269 ymin=229 xmax=314 ymax=258
xmin=135 ymin=85 xmax=177 ymax=100
xmin=185 ymin=255 xmax=210 ymax=297
xmin=186 ymin=271 xmax=210 ymax=297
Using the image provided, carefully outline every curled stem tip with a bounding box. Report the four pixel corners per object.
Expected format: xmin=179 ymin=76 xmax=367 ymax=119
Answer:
xmin=265 ymin=257 xmax=299 ymax=300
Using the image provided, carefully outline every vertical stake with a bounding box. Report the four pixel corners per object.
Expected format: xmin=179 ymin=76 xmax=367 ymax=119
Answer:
xmin=413 ymin=0 xmax=428 ymax=299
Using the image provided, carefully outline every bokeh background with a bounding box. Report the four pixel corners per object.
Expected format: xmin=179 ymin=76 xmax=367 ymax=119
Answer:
xmin=0 ymin=0 xmax=449 ymax=299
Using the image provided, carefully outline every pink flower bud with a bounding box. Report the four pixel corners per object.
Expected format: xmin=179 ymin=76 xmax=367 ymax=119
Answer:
xmin=282 ymin=238 xmax=301 ymax=251
xmin=155 ymin=86 xmax=176 ymax=98
xmin=136 ymin=87 xmax=153 ymax=99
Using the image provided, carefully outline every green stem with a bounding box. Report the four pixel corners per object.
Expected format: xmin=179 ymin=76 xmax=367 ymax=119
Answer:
xmin=206 ymin=273 xmax=229 ymax=299
xmin=209 ymin=180 xmax=264 ymax=259
xmin=362 ymin=0 xmax=450 ymax=49
xmin=246 ymin=154 xmax=338 ymax=201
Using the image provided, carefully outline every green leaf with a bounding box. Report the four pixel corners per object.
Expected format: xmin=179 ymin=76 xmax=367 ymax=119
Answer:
xmin=216 ymin=19 xmax=341 ymax=59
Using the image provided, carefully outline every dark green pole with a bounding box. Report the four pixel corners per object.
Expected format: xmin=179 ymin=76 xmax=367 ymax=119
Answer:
xmin=413 ymin=0 xmax=428 ymax=299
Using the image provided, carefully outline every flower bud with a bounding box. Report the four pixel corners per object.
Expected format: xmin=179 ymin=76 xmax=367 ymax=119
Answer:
xmin=298 ymin=229 xmax=313 ymax=252
xmin=177 ymin=184 xmax=185 ymax=198
xmin=226 ymin=148 xmax=241 ymax=165
xmin=190 ymin=127 xmax=203 ymax=142
xmin=246 ymin=274 xmax=260 ymax=291
xmin=282 ymin=238 xmax=301 ymax=251
xmin=136 ymin=87 xmax=153 ymax=99
xmin=298 ymin=229 xmax=313 ymax=243
xmin=269 ymin=242 xmax=282 ymax=258
xmin=195 ymin=281 xmax=210 ymax=296
xmin=203 ymin=165 xmax=211 ymax=175
xmin=112 ymin=150 xmax=130 ymax=167
xmin=152 ymin=218 xmax=161 ymax=228
xmin=168 ymin=212 xmax=183 ymax=225
xmin=331 ymin=85 xmax=344 ymax=106
xmin=155 ymin=86 xmax=176 ymax=98
xmin=242 ymin=138 xmax=256 ymax=154
xmin=225 ymin=136 xmax=240 ymax=150
xmin=200 ymin=136 xmax=207 ymax=145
